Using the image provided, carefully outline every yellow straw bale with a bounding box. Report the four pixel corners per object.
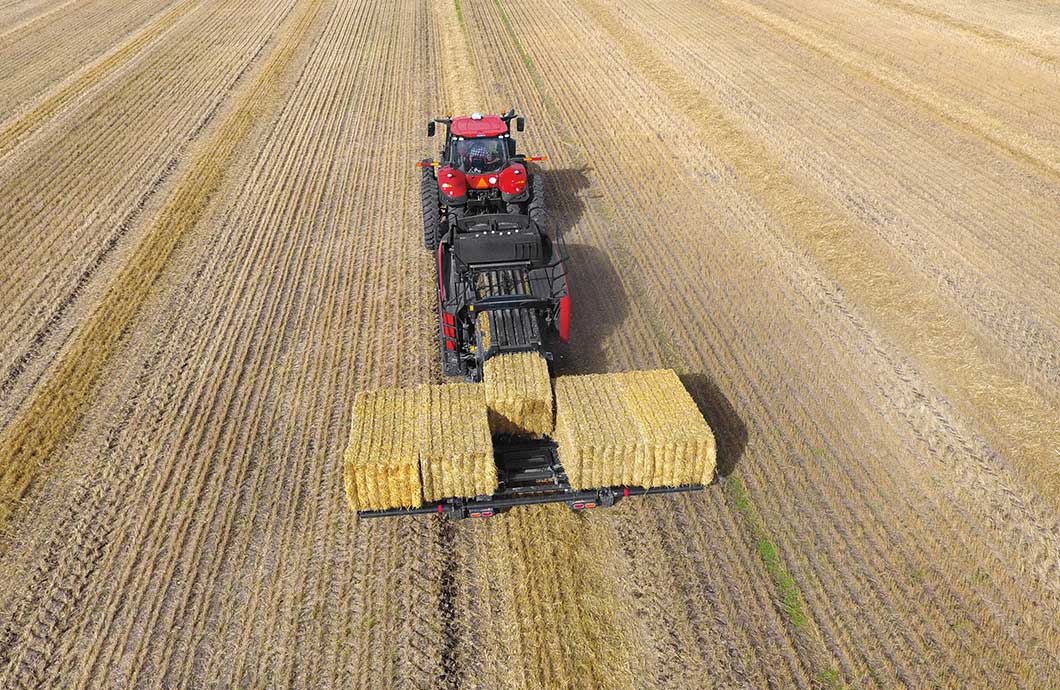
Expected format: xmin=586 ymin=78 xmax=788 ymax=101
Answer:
xmin=620 ymin=369 xmax=717 ymax=486
xmin=417 ymin=383 xmax=498 ymax=501
xmin=553 ymin=369 xmax=716 ymax=489
xmin=343 ymin=388 xmax=423 ymax=512
xmin=553 ymin=373 xmax=641 ymax=489
xmin=482 ymin=352 xmax=554 ymax=437
xmin=477 ymin=310 xmax=491 ymax=352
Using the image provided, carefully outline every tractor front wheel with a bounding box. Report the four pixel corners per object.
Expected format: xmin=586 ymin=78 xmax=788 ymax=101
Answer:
xmin=421 ymin=166 xmax=440 ymax=251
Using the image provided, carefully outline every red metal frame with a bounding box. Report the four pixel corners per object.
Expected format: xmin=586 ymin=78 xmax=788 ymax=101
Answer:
xmin=558 ymin=293 xmax=570 ymax=344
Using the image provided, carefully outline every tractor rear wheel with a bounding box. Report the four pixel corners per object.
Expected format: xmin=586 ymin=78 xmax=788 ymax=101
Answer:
xmin=527 ymin=174 xmax=546 ymax=226
xmin=421 ymin=166 xmax=440 ymax=251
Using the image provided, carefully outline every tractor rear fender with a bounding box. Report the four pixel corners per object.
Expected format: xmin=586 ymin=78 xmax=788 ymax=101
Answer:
xmin=437 ymin=166 xmax=467 ymax=203
xmin=498 ymin=162 xmax=528 ymax=201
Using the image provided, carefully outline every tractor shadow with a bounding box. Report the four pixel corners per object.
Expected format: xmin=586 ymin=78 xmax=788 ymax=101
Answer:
xmin=679 ymin=372 xmax=748 ymax=478
xmin=545 ymin=167 xmax=632 ymax=375
xmin=552 ymin=242 xmax=629 ymax=376
xmin=545 ymin=166 xmax=593 ymax=244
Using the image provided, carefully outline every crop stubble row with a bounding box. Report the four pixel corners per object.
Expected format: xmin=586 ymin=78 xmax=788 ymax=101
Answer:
xmin=452 ymin=0 xmax=1060 ymax=686
xmin=169 ymin=2 xmax=438 ymax=685
xmin=0 ymin=0 xmax=180 ymax=123
xmin=580 ymin=0 xmax=1060 ymax=506
xmin=0 ymin=0 xmax=307 ymax=528
xmin=4 ymin=0 xmax=328 ymax=678
xmin=1 ymin=0 xmax=1059 ymax=688
xmin=0 ymin=0 xmax=364 ymax=682
xmin=0 ymin=0 xmax=74 ymax=37
xmin=580 ymin=0 xmax=1060 ymax=682
xmin=0 ymin=0 xmax=291 ymax=427
xmin=882 ymin=0 xmax=1060 ymax=56
xmin=597 ymin=0 xmax=1060 ymax=563
xmin=48 ymin=0 xmax=430 ymax=682
xmin=593 ymin=0 xmax=1060 ymax=602
xmin=650 ymin=0 xmax=1060 ymax=386
xmin=125 ymin=2 xmax=437 ymax=685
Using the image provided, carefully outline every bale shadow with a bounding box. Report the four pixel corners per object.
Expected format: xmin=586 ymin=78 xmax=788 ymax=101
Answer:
xmin=679 ymin=372 xmax=748 ymax=478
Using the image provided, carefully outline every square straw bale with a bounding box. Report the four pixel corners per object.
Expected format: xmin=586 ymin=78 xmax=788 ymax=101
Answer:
xmin=482 ymin=352 xmax=554 ymax=437
xmin=553 ymin=370 xmax=716 ymax=489
xmin=417 ymin=383 xmax=497 ymax=501
xmin=477 ymin=310 xmax=491 ymax=352
xmin=619 ymin=369 xmax=717 ymax=486
xmin=343 ymin=387 xmax=423 ymax=512
xmin=553 ymin=373 xmax=643 ymax=489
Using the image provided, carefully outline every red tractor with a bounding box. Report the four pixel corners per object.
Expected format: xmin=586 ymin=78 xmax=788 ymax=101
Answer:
xmin=418 ymin=111 xmax=568 ymax=382
xmin=418 ymin=109 xmax=546 ymax=250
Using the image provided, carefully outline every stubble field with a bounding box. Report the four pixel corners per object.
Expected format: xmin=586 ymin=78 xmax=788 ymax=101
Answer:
xmin=1 ymin=0 xmax=1059 ymax=688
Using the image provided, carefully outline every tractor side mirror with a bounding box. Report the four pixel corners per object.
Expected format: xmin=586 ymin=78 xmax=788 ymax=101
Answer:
xmin=516 ymin=117 xmax=524 ymax=132
xmin=427 ymin=121 xmax=436 ymax=137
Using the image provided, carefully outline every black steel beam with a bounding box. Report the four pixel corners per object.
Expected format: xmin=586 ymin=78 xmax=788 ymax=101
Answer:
xmin=358 ymin=483 xmax=704 ymax=519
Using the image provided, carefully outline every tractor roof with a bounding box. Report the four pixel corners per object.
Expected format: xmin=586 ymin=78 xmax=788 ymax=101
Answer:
xmin=450 ymin=114 xmax=507 ymax=138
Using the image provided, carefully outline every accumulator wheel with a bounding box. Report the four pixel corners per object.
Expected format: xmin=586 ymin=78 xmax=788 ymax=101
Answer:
xmin=527 ymin=173 xmax=546 ymax=226
xmin=421 ymin=166 xmax=440 ymax=251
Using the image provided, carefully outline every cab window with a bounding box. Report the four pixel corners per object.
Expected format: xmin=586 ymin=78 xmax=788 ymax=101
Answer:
xmin=452 ymin=138 xmax=507 ymax=174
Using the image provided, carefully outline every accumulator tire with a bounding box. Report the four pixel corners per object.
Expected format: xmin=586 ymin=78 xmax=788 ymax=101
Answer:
xmin=527 ymin=173 xmax=546 ymax=226
xmin=421 ymin=167 xmax=440 ymax=251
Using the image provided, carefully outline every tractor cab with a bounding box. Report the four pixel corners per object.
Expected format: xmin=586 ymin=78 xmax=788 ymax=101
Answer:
xmin=435 ymin=112 xmax=515 ymax=159
xmin=452 ymin=137 xmax=508 ymax=175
